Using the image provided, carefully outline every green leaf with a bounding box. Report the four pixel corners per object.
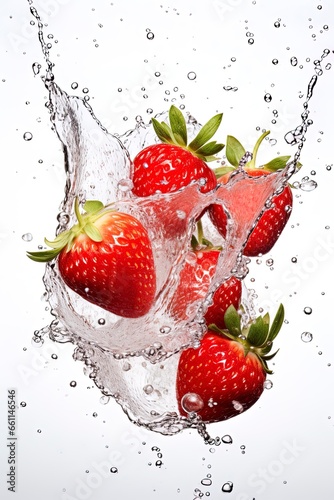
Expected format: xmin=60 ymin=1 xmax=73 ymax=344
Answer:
xmin=268 ymin=304 xmax=285 ymax=342
xmin=151 ymin=118 xmax=174 ymax=143
xmin=169 ymin=105 xmax=187 ymax=146
xmin=213 ymin=166 xmax=236 ymax=179
xmin=84 ymin=200 xmax=104 ymax=214
xmin=84 ymin=223 xmax=103 ymax=242
xmin=247 ymin=316 xmax=269 ymax=347
xmin=209 ymin=324 xmax=237 ymax=342
xmin=27 ymin=248 xmax=61 ymax=262
xmin=44 ymin=230 xmax=71 ymax=249
xmin=188 ymin=113 xmax=223 ymax=152
xmin=195 ymin=141 xmax=225 ymax=157
xmin=263 ymin=155 xmax=291 ymax=172
xmin=224 ymin=305 xmax=242 ymax=337
xmin=226 ymin=135 xmax=246 ymax=167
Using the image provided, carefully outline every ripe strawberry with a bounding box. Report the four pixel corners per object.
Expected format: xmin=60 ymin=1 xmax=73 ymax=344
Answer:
xmin=209 ymin=131 xmax=294 ymax=257
xmin=131 ymin=105 xmax=224 ymax=197
xmin=27 ymin=199 xmax=156 ymax=318
xmin=176 ymin=304 xmax=284 ymax=423
xmin=170 ymin=245 xmax=242 ymax=329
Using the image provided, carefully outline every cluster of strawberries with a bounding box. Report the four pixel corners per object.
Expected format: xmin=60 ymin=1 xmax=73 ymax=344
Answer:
xmin=28 ymin=106 xmax=291 ymax=424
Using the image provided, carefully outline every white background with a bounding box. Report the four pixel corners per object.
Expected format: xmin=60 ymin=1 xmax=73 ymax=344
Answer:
xmin=1 ymin=0 xmax=334 ymax=499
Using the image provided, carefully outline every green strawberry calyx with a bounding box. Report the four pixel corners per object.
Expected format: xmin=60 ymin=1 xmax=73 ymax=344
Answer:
xmin=151 ymin=105 xmax=225 ymax=162
xmin=214 ymin=130 xmax=301 ymax=179
xmin=209 ymin=303 xmax=285 ymax=374
xmin=27 ymin=198 xmax=113 ymax=263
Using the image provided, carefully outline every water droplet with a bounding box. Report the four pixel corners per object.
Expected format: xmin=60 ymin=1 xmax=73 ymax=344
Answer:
xmin=266 ymin=258 xmax=274 ymax=266
xmin=32 ymin=62 xmax=41 ymax=75
xmin=181 ymin=392 xmax=204 ymax=413
xmin=187 ymin=71 xmax=197 ymax=80
xmin=300 ymin=179 xmax=317 ymax=191
xmin=110 ymin=467 xmax=118 ymax=473
xmin=20 ymin=401 xmax=27 ymax=407
xmin=22 ymin=233 xmax=33 ymax=242
xmin=51 ymin=353 xmax=58 ymax=360
xmin=274 ymin=21 xmax=280 ymax=28
xmin=290 ymin=57 xmax=298 ymax=67
xmin=222 ymin=481 xmax=233 ymax=493
xmin=301 ymin=332 xmax=313 ymax=343
xmin=272 ymin=59 xmax=279 ymax=65
xmin=264 ymin=93 xmax=272 ymax=102
xmin=23 ymin=132 xmax=33 ymax=141
xmin=100 ymin=395 xmax=110 ymax=405
xmin=143 ymin=384 xmax=154 ymax=395
xmin=92 ymin=412 xmax=98 ymax=417
xmin=122 ymin=361 xmax=131 ymax=371
xmin=264 ymin=379 xmax=273 ymax=390
xmin=222 ymin=435 xmax=233 ymax=444
xmin=70 ymin=381 xmax=77 ymax=387
xmin=248 ymin=38 xmax=254 ymax=45
xmin=201 ymin=478 xmax=212 ymax=486
xmin=37 ymin=429 xmax=42 ymax=433
xmin=304 ymin=307 xmax=312 ymax=315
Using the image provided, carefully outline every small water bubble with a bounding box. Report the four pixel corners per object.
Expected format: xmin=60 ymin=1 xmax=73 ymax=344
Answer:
xmin=181 ymin=392 xmax=204 ymax=413
xmin=20 ymin=401 xmax=27 ymax=407
xmin=291 ymin=257 xmax=297 ymax=263
xmin=222 ymin=481 xmax=233 ymax=493
xmin=201 ymin=478 xmax=212 ymax=487
xmin=264 ymin=93 xmax=272 ymax=102
xmin=290 ymin=57 xmax=298 ymax=67
xmin=82 ymin=87 xmax=89 ymax=94
xmin=222 ymin=435 xmax=233 ymax=444
xmin=264 ymin=379 xmax=273 ymax=390
xmin=32 ymin=62 xmax=41 ymax=75
xmin=51 ymin=353 xmax=58 ymax=360
xmin=37 ymin=429 xmax=42 ymax=433
xmin=274 ymin=21 xmax=280 ymax=28
xmin=110 ymin=467 xmax=118 ymax=473
xmin=272 ymin=59 xmax=279 ymax=65
xmin=22 ymin=232 xmax=33 ymax=242
xmin=147 ymin=31 xmax=154 ymax=40
xmin=23 ymin=132 xmax=33 ymax=141
xmin=301 ymin=332 xmax=313 ymax=343
xmin=187 ymin=71 xmax=197 ymax=80
xmin=155 ymin=460 xmax=163 ymax=467
xmin=248 ymin=38 xmax=254 ymax=45
xmin=143 ymin=384 xmax=154 ymax=395
xmin=304 ymin=307 xmax=312 ymax=315
xmin=70 ymin=381 xmax=77 ymax=387
xmin=100 ymin=395 xmax=110 ymax=405
xmin=266 ymin=258 xmax=274 ymax=266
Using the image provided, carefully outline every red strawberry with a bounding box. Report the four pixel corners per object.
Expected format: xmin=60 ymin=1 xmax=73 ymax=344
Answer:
xmin=27 ymin=199 xmax=156 ymax=318
xmin=170 ymin=246 xmax=242 ymax=329
xmin=209 ymin=131 xmax=294 ymax=257
xmin=176 ymin=304 xmax=284 ymax=423
xmin=131 ymin=105 xmax=224 ymax=198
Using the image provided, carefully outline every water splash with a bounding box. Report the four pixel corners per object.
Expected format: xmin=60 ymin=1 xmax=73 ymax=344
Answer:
xmin=27 ymin=1 xmax=331 ymax=436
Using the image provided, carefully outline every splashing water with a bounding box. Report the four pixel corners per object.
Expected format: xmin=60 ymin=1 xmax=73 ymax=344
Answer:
xmin=27 ymin=2 xmax=331 ymax=437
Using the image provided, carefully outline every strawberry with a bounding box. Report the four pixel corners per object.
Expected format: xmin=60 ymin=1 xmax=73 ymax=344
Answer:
xmin=176 ymin=304 xmax=284 ymax=423
xmin=131 ymin=105 xmax=224 ymax=198
xmin=27 ymin=199 xmax=156 ymax=318
xmin=209 ymin=131 xmax=294 ymax=257
xmin=170 ymin=243 xmax=242 ymax=329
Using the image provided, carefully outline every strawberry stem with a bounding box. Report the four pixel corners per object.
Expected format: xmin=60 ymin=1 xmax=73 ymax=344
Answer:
xmin=247 ymin=130 xmax=270 ymax=169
